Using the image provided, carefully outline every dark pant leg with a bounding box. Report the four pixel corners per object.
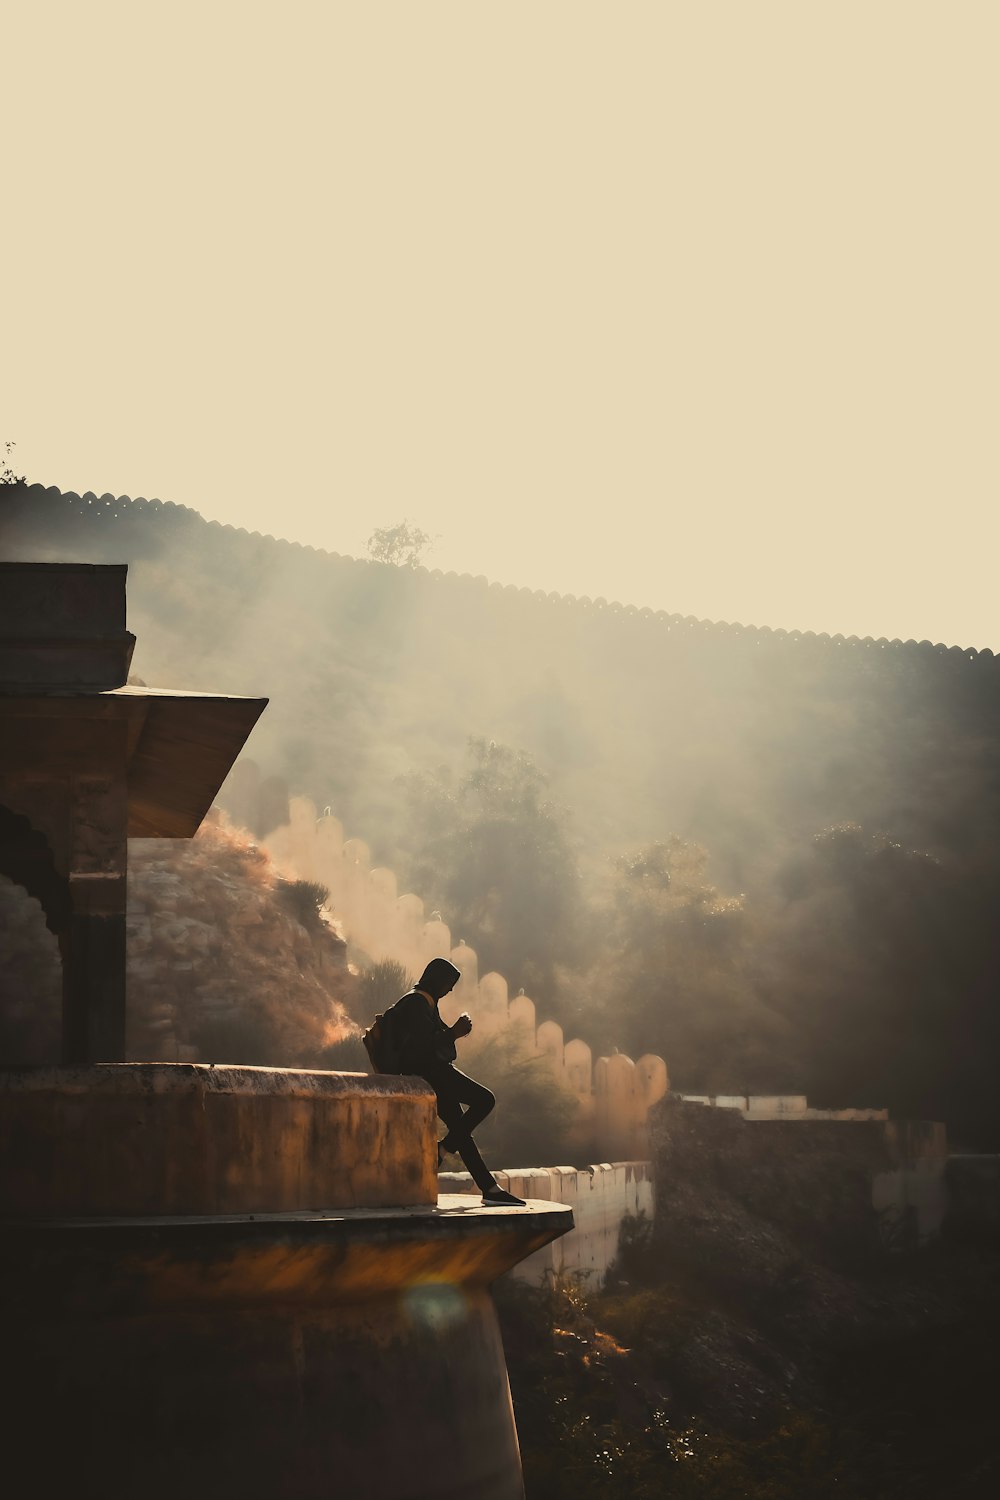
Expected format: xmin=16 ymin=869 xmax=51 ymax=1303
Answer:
xmin=441 ymin=1067 xmax=496 ymax=1142
xmin=423 ymin=1065 xmax=496 ymax=1195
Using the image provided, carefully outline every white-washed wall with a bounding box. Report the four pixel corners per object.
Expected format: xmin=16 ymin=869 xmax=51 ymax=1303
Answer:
xmin=438 ymin=1162 xmax=655 ymax=1287
xmin=263 ymin=798 xmax=670 ymax=1158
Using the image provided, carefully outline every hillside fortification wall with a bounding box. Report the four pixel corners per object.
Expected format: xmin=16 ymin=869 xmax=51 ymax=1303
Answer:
xmin=5 ymin=484 xmax=996 ymax=661
xmin=263 ymin=795 xmax=669 ymax=1160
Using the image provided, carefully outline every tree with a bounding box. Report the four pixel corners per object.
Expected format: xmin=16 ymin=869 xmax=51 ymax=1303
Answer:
xmin=768 ymin=823 xmax=1000 ymax=1142
xmin=399 ymin=738 xmax=582 ymax=998
xmin=366 ymin=519 xmax=434 ymax=568
xmin=354 ymin=958 xmax=412 ymax=1023
xmin=1 ymin=441 xmax=25 ymax=486
xmin=573 ymin=837 xmax=787 ymax=1091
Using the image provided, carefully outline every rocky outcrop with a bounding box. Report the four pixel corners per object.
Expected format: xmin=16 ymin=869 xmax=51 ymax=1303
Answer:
xmin=0 ymin=817 xmax=356 ymax=1066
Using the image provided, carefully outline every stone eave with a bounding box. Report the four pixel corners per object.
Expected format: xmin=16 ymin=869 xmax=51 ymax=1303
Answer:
xmin=0 ymin=687 xmax=268 ymax=838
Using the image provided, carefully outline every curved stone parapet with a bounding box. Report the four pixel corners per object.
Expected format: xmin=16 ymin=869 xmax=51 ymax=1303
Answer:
xmin=0 ymin=1062 xmax=439 ymax=1215
xmin=1 ymin=1062 xmax=573 ymax=1500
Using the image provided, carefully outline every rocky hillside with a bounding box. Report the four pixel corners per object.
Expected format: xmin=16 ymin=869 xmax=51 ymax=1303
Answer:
xmin=0 ymin=817 xmax=357 ymax=1067
xmin=496 ymin=1097 xmax=1000 ymax=1498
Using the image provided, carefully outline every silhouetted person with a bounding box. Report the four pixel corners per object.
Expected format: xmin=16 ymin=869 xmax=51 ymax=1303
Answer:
xmin=395 ymin=958 xmax=525 ymax=1206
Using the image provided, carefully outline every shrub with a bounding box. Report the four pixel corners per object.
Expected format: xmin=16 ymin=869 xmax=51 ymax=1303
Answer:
xmin=355 ymin=958 xmax=413 ymax=1022
xmin=278 ymin=878 xmax=330 ymax=929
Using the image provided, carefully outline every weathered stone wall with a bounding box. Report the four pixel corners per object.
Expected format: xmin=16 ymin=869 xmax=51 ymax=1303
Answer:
xmin=0 ymin=1063 xmax=439 ymax=1213
xmin=654 ymin=1095 xmax=947 ymax=1256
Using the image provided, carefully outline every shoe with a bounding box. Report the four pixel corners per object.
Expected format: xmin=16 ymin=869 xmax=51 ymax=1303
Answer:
xmin=437 ymin=1142 xmax=459 ymax=1169
xmin=482 ymin=1187 xmax=526 ymax=1207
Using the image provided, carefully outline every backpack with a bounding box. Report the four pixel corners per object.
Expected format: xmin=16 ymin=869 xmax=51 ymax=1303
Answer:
xmin=362 ymin=1003 xmax=405 ymax=1074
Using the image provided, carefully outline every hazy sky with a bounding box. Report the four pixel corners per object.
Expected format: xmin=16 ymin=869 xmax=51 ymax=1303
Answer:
xmin=6 ymin=3 xmax=998 ymax=647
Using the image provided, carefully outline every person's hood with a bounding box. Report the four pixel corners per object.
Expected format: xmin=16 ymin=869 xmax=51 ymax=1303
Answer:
xmin=417 ymin=957 xmax=461 ymax=999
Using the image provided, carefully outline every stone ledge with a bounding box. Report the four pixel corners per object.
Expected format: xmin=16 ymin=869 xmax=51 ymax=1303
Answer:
xmin=0 ymin=1062 xmax=426 ymax=1099
xmin=1 ymin=1198 xmax=575 ymax=1310
xmin=0 ymin=1063 xmax=439 ymax=1215
xmin=439 ymin=1165 xmax=654 ymax=1286
xmin=4 ymin=1194 xmax=568 ymax=1229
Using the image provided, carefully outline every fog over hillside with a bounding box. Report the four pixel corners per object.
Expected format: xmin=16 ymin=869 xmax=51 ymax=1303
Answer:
xmin=4 ymin=484 xmax=1000 ymax=1144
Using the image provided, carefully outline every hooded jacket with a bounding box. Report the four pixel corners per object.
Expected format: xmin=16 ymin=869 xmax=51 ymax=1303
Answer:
xmin=394 ymin=958 xmax=462 ymax=1074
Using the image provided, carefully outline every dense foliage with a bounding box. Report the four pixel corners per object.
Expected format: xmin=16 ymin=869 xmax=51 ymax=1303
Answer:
xmin=399 ymin=737 xmax=581 ymax=994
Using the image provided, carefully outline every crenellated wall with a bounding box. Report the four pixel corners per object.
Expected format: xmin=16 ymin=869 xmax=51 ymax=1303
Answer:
xmin=262 ymin=796 xmax=670 ymax=1159
xmin=438 ymin=1161 xmax=655 ymax=1287
xmin=7 ymin=486 xmax=995 ymax=663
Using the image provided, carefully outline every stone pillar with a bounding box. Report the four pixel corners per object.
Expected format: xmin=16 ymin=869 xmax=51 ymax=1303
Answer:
xmin=61 ymin=769 xmax=129 ymax=1062
xmin=62 ymin=871 xmax=126 ymax=1061
xmin=55 ymin=756 xmax=127 ymax=1062
xmin=2 ymin=754 xmax=129 ymax=1066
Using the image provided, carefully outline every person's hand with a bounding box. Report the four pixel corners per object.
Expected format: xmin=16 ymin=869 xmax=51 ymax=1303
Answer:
xmin=452 ymin=1013 xmax=473 ymax=1038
